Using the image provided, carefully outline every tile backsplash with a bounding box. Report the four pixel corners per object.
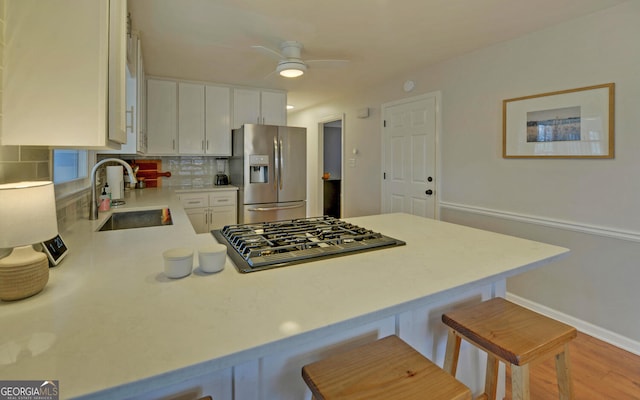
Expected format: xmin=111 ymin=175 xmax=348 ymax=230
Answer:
xmin=0 ymin=151 xmax=230 ymax=233
xmin=120 ymin=156 xmax=229 ymax=188
xmin=0 ymin=145 xmax=51 ymax=183
xmin=163 ymin=156 xmax=228 ymax=188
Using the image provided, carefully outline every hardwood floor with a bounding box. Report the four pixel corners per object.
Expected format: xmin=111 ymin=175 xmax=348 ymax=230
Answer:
xmin=504 ymin=332 xmax=640 ymax=399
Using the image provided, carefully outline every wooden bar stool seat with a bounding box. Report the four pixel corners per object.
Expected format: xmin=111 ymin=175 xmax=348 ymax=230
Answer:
xmin=442 ymin=297 xmax=577 ymax=400
xmin=302 ymin=335 xmax=471 ymax=400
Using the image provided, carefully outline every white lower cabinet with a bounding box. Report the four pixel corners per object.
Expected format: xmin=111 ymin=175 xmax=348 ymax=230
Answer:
xmin=249 ymin=317 xmax=397 ymax=400
xmin=126 ymin=282 xmax=499 ymax=399
xmin=123 ymin=367 xmax=232 ymax=400
xmin=180 ymin=190 xmax=238 ymax=233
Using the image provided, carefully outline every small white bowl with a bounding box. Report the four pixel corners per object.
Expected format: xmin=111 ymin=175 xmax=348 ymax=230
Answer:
xmin=163 ymin=248 xmax=194 ymax=278
xmin=198 ymin=244 xmax=227 ymax=273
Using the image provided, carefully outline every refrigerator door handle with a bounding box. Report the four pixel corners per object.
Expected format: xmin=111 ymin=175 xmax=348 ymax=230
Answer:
xmin=248 ymin=204 xmax=305 ymax=212
xmin=279 ymin=139 xmax=284 ymax=190
xmin=273 ymin=137 xmax=279 ymax=192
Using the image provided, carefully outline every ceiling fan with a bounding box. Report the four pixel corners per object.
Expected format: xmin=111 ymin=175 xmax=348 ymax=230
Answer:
xmin=251 ymin=41 xmax=349 ymax=78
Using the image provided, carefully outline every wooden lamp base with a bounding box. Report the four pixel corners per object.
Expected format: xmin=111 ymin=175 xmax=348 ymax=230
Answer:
xmin=0 ymin=245 xmax=49 ymax=301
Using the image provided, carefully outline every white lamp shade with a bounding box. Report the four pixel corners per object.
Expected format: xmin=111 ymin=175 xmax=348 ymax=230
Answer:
xmin=0 ymin=181 xmax=58 ymax=248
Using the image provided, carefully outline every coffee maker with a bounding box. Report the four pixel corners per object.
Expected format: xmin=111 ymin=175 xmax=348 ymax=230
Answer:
xmin=215 ymin=159 xmax=229 ymax=186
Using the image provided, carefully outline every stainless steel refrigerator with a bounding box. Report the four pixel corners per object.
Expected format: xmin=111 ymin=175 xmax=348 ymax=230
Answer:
xmin=230 ymin=124 xmax=306 ymax=224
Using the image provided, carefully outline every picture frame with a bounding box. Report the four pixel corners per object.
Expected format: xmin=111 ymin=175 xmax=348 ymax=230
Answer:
xmin=503 ymin=83 xmax=614 ymax=158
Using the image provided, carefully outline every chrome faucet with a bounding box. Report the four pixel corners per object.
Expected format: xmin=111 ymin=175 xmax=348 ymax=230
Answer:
xmin=89 ymin=158 xmax=138 ymax=220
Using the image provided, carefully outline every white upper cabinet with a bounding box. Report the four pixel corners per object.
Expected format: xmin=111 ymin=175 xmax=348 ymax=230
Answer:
xmin=260 ymin=91 xmax=287 ymax=126
xmin=146 ymin=79 xmax=178 ymax=154
xmin=101 ymin=33 xmax=146 ymax=155
xmin=178 ymin=83 xmax=206 ymax=154
xmin=137 ymin=41 xmax=147 ymax=153
xmin=205 ymin=85 xmax=231 ymax=156
xmin=178 ymin=83 xmax=231 ymax=156
xmin=145 ymin=80 xmax=282 ymax=155
xmin=233 ymin=89 xmax=261 ymax=128
xmin=2 ymin=0 xmax=128 ymax=147
xmin=147 ymin=80 xmax=232 ymax=156
xmin=136 ymin=37 xmax=148 ymax=153
xmin=233 ymin=88 xmax=286 ymax=129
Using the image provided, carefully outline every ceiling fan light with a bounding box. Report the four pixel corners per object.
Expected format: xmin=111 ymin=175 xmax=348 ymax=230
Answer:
xmin=277 ymin=60 xmax=306 ymax=78
xmin=280 ymin=68 xmax=304 ymax=78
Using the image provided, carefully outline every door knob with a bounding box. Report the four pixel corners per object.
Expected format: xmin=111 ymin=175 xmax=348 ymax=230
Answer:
xmin=425 ymin=189 xmax=433 ymax=196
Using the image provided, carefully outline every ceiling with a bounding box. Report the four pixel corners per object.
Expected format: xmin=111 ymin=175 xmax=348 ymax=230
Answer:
xmin=129 ymin=0 xmax=626 ymax=111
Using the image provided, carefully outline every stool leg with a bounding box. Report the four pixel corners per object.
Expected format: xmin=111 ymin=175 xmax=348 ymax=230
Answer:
xmin=511 ymin=364 xmax=530 ymax=400
xmin=483 ymin=353 xmax=499 ymax=400
xmin=556 ymin=344 xmax=574 ymax=400
xmin=443 ymin=328 xmax=462 ymax=376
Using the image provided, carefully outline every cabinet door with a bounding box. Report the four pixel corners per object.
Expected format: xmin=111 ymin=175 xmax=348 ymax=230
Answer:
xmin=233 ymin=88 xmax=260 ymax=129
xmin=146 ymin=79 xmax=177 ymax=154
xmin=108 ymin=0 xmax=127 ymax=144
xmin=122 ymin=367 xmax=232 ymax=400
xmin=136 ymin=39 xmax=147 ymax=153
xmin=210 ymin=205 xmax=237 ymax=229
xmin=261 ymin=91 xmax=287 ymax=126
xmin=185 ymin=207 xmax=209 ymax=234
xmin=100 ymin=62 xmax=137 ymax=155
xmin=3 ymin=0 xmax=116 ymax=147
xmin=178 ymin=83 xmax=206 ymax=154
xmin=205 ymin=85 xmax=231 ymax=156
xmin=258 ymin=316 xmax=395 ymax=399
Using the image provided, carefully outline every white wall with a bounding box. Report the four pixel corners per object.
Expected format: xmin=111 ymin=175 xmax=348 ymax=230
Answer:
xmin=290 ymin=1 xmax=640 ymax=346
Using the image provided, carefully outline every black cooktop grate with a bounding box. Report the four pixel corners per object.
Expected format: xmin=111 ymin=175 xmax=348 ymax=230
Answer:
xmin=212 ymin=216 xmax=405 ymax=273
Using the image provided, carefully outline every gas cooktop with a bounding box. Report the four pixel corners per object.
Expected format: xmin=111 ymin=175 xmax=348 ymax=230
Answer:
xmin=212 ymin=216 xmax=406 ymax=273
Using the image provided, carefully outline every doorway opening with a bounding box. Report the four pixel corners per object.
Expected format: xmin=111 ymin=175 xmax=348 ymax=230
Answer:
xmin=319 ymin=117 xmax=344 ymax=218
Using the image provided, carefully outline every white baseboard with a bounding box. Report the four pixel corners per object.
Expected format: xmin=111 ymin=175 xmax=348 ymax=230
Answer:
xmin=506 ymin=293 xmax=640 ymax=356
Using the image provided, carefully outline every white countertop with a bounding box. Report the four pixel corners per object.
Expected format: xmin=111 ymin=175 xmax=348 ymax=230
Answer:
xmin=174 ymin=185 xmax=238 ymax=193
xmin=0 ymin=188 xmax=569 ymax=399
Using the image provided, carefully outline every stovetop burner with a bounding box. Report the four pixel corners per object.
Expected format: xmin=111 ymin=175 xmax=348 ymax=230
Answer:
xmin=212 ymin=216 xmax=405 ymax=273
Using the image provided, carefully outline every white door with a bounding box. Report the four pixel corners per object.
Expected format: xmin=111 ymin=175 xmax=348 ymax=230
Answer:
xmin=382 ymin=92 xmax=439 ymax=218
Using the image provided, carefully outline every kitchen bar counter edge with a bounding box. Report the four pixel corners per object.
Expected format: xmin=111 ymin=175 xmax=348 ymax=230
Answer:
xmin=0 ymin=188 xmax=569 ymax=399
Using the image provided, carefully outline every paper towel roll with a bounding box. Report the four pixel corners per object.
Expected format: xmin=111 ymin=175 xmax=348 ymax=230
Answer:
xmin=107 ymin=166 xmax=124 ymax=199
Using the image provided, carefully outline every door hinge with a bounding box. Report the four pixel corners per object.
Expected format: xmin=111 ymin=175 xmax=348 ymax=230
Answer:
xmin=383 ymin=120 xmax=386 ymax=127
xmin=383 ymin=172 xmax=386 ymax=179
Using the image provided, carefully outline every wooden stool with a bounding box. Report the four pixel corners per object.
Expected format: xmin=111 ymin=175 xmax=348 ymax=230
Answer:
xmin=302 ymin=335 xmax=471 ymax=400
xmin=442 ymin=297 xmax=577 ymax=400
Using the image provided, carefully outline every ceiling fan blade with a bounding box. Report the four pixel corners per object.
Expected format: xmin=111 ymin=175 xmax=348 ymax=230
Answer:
xmin=305 ymin=59 xmax=350 ymax=68
xmin=251 ymin=45 xmax=283 ymax=60
xmin=262 ymin=69 xmax=278 ymax=80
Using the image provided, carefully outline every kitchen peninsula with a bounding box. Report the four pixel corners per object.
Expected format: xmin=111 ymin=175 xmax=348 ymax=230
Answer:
xmin=0 ymin=188 xmax=568 ymax=399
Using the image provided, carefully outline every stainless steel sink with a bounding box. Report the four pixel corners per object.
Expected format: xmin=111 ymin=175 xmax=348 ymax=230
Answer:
xmin=98 ymin=208 xmax=173 ymax=231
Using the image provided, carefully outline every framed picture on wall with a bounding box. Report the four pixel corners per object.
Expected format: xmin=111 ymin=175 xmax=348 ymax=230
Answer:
xmin=503 ymin=83 xmax=614 ymax=158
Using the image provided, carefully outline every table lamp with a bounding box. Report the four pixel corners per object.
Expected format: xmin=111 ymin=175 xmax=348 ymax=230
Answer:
xmin=0 ymin=181 xmax=58 ymax=301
